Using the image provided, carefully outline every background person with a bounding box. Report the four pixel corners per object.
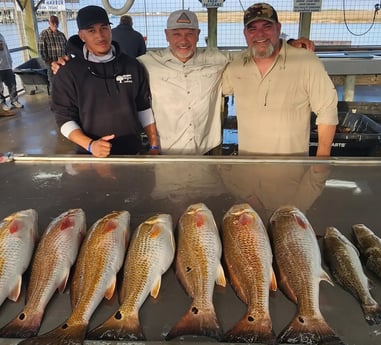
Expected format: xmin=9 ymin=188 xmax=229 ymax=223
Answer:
xmin=0 ymin=33 xmax=23 ymax=111
xmin=222 ymin=2 xmax=338 ymax=156
xmin=112 ymin=15 xmax=146 ymax=58
xmin=38 ymin=15 xmax=67 ymax=95
xmin=51 ymin=5 xmax=159 ymax=157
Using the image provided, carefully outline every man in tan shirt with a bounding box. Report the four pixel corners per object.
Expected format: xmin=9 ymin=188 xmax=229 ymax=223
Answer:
xmin=223 ymin=2 xmax=338 ymax=156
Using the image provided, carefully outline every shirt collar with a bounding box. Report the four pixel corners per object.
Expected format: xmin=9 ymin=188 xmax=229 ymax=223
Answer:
xmin=83 ymin=44 xmax=116 ymax=63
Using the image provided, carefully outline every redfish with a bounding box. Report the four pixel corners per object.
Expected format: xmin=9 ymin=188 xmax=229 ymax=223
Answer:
xmin=269 ymin=206 xmax=344 ymax=345
xmin=0 ymin=209 xmax=86 ymax=338
xmin=0 ymin=209 xmax=38 ymax=307
xmin=88 ymin=213 xmax=175 ymax=340
xmin=18 ymin=210 xmax=130 ymax=345
xmin=222 ymin=203 xmax=277 ymax=344
xmin=165 ymin=203 xmax=226 ymax=340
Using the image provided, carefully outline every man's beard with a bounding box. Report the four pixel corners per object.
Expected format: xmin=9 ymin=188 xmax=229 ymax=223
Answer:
xmin=251 ymin=42 xmax=275 ymax=58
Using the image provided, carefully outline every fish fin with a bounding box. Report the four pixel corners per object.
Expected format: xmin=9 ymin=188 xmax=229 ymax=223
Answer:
xmin=363 ymin=303 xmax=381 ymax=325
xmin=8 ymin=275 xmax=22 ymax=302
xmin=215 ymin=263 xmax=226 ymax=287
xmin=17 ymin=321 xmax=87 ymax=345
xmin=58 ymin=269 xmax=71 ymax=294
xmin=104 ymin=277 xmax=117 ymax=300
xmin=270 ymin=270 xmax=277 ymax=291
xmin=165 ymin=305 xmax=222 ymax=341
xmin=87 ymin=310 xmax=144 ymax=340
xmin=321 ymin=269 xmax=335 ymax=286
xmin=150 ymin=277 xmax=162 ymax=298
xmin=277 ymin=313 xmax=345 ymax=345
xmin=223 ymin=314 xmax=276 ymax=345
xmin=0 ymin=310 xmax=43 ymax=338
xmin=279 ymin=276 xmax=298 ymax=304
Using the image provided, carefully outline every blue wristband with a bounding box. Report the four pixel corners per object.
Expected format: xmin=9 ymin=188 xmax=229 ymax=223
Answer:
xmin=150 ymin=145 xmax=160 ymax=150
xmin=87 ymin=139 xmax=94 ymax=153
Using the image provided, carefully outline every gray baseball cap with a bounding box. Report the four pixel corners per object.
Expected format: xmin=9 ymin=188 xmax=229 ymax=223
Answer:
xmin=167 ymin=10 xmax=199 ymax=30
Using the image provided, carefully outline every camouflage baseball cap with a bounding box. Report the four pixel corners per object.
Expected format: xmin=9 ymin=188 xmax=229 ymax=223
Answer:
xmin=244 ymin=3 xmax=279 ymax=27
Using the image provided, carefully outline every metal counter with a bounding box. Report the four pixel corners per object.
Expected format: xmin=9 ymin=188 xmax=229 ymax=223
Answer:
xmin=1 ymin=155 xmax=381 ymax=345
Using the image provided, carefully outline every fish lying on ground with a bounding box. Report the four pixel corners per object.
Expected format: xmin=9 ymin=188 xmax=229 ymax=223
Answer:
xmin=352 ymin=224 xmax=381 ymax=279
xmin=222 ymin=203 xmax=277 ymax=345
xmin=0 ymin=209 xmax=86 ymax=338
xmin=269 ymin=206 xmax=345 ymax=345
xmin=324 ymin=226 xmax=381 ymax=325
xmin=165 ymin=203 xmax=226 ymax=341
xmin=18 ymin=210 xmax=130 ymax=345
xmin=88 ymin=213 xmax=175 ymax=341
xmin=0 ymin=209 xmax=38 ymax=307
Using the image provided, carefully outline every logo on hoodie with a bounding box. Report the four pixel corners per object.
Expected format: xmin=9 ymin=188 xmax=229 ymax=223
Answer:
xmin=116 ymin=74 xmax=132 ymax=83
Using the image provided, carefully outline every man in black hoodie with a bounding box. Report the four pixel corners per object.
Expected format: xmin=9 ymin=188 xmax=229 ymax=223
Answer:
xmin=51 ymin=5 xmax=159 ymax=157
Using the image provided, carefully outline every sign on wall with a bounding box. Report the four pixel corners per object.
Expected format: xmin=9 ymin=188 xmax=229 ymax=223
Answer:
xmin=294 ymin=0 xmax=322 ymax=12
xmin=200 ymin=0 xmax=225 ymax=8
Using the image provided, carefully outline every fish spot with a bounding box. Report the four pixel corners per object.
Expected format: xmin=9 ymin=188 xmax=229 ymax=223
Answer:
xmin=18 ymin=313 xmax=25 ymax=321
xmin=114 ymin=311 xmax=122 ymax=320
xmin=298 ymin=316 xmax=305 ymax=323
xmin=186 ymin=266 xmax=192 ymax=272
xmin=191 ymin=306 xmax=199 ymax=314
xmin=247 ymin=315 xmax=254 ymax=322
xmin=62 ymin=323 xmax=69 ymax=329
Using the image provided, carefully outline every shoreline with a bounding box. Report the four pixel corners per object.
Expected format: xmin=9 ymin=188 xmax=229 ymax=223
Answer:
xmin=138 ymin=10 xmax=380 ymax=24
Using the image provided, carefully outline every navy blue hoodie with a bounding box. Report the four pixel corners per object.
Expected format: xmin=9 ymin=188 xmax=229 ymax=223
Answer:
xmin=51 ymin=35 xmax=151 ymax=154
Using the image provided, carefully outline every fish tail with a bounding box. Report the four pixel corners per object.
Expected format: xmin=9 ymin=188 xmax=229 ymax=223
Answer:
xmin=363 ymin=303 xmax=381 ymax=325
xmin=223 ymin=314 xmax=276 ymax=344
xmin=165 ymin=306 xmax=222 ymax=341
xmin=87 ymin=310 xmax=144 ymax=340
xmin=17 ymin=322 xmax=87 ymax=345
xmin=277 ymin=314 xmax=345 ymax=345
xmin=0 ymin=311 xmax=42 ymax=338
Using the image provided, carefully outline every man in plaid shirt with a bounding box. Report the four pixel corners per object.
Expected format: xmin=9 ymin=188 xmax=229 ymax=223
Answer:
xmin=38 ymin=15 xmax=67 ymax=95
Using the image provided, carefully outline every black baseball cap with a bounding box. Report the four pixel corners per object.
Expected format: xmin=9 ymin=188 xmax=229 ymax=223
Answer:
xmin=76 ymin=5 xmax=112 ymax=30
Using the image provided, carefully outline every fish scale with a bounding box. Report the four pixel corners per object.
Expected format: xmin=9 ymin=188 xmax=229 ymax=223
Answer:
xmin=165 ymin=203 xmax=226 ymax=341
xmin=324 ymin=226 xmax=381 ymax=325
xmin=222 ymin=203 xmax=277 ymax=344
xmin=0 ymin=209 xmax=38 ymax=307
xmin=87 ymin=213 xmax=175 ymax=341
xmin=18 ymin=210 xmax=130 ymax=345
xmin=0 ymin=208 xmax=86 ymax=338
xmin=269 ymin=205 xmax=344 ymax=345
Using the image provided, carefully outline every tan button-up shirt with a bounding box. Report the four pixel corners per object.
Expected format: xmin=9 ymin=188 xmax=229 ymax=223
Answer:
xmin=139 ymin=48 xmax=230 ymax=155
xmin=222 ymin=41 xmax=338 ymax=155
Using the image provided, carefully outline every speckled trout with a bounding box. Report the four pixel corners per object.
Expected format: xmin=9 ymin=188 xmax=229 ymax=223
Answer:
xmin=269 ymin=206 xmax=344 ymax=345
xmin=88 ymin=213 xmax=175 ymax=341
xmin=324 ymin=226 xmax=381 ymax=325
xmin=18 ymin=210 xmax=130 ymax=345
xmin=0 ymin=209 xmax=38 ymax=306
xmin=222 ymin=204 xmax=277 ymax=344
xmin=352 ymin=223 xmax=381 ymax=279
xmin=165 ymin=203 xmax=226 ymax=341
xmin=0 ymin=209 xmax=86 ymax=338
